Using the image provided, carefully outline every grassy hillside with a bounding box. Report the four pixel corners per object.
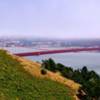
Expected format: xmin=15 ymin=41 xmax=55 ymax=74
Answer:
xmin=0 ymin=50 xmax=75 ymax=100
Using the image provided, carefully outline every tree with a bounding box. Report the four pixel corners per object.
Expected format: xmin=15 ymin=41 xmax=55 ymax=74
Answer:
xmin=56 ymin=63 xmax=65 ymax=71
xmin=42 ymin=58 xmax=57 ymax=72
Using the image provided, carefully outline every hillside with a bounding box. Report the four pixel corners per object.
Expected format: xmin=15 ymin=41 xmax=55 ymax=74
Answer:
xmin=0 ymin=50 xmax=80 ymax=100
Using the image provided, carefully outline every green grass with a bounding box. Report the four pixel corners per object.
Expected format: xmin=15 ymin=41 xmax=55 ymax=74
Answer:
xmin=0 ymin=50 xmax=73 ymax=100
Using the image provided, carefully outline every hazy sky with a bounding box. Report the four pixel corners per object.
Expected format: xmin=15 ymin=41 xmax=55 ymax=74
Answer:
xmin=0 ymin=0 xmax=100 ymax=39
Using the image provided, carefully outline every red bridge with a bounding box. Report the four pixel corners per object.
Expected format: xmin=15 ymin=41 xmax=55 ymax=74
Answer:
xmin=14 ymin=47 xmax=100 ymax=56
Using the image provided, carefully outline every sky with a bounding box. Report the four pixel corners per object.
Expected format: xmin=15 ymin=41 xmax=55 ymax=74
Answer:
xmin=0 ymin=0 xmax=100 ymax=39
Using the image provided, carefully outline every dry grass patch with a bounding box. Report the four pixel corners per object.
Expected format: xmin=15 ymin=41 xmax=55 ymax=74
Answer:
xmin=13 ymin=55 xmax=80 ymax=92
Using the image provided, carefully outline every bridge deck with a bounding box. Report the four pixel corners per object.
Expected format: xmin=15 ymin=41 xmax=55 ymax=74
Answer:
xmin=14 ymin=47 xmax=100 ymax=56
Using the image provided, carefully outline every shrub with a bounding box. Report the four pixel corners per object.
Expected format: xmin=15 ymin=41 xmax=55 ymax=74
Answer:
xmin=41 ymin=69 xmax=47 ymax=75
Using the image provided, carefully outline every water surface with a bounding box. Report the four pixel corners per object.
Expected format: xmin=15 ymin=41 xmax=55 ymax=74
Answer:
xmin=2 ymin=47 xmax=100 ymax=74
xmin=26 ymin=52 xmax=100 ymax=74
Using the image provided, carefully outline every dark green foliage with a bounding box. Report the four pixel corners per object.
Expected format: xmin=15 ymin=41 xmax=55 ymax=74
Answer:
xmin=0 ymin=50 xmax=73 ymax=100
xmin=56 ymin=63 xmax=65 ymax=71
xmin=42 ymin=59 xmax=100 ymax=100
xmin=42 ymin=58 xmax=57 ymax=72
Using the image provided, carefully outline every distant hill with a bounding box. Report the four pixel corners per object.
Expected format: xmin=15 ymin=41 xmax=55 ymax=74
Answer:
xmin=0 ymin=50 xmax=80 ymax=100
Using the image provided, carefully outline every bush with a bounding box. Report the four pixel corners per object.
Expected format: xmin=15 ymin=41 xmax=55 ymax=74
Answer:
xmin=41 ymin=69 xmax=47 ymax=75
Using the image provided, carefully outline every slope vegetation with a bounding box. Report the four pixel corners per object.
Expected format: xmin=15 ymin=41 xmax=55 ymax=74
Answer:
xmin=0 ymin=50 xmax=78 ymax=100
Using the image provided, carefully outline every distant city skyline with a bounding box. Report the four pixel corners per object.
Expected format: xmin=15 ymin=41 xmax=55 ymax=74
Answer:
xmin=0 ymin=0 xmax=100 ymax=39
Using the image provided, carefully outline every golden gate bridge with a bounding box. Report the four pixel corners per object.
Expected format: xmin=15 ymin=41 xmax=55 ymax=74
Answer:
xmin=14 ymin=47 xmax=100 ymax=56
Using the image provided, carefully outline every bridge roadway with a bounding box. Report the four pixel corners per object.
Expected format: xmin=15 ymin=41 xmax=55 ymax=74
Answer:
xmin=14 ymin=47 xmax=100 ymax=56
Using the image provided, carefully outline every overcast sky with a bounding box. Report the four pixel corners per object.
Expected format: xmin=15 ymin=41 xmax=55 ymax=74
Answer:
xmin=0 ymin=0 xmax=100 ymax=39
